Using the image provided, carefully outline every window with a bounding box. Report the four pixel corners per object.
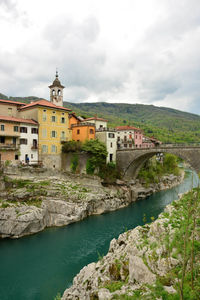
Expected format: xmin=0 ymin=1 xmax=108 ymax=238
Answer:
xmin=62 ymin=113 xmax=65 ymax=115
xmin=42 ymin=145 xmax=48 ymax=153
xmin=14 ymin=126 xmax=19 ymax=132
xmin=117 ymin=136 xmax=120 ymax=141
xmin=124 ymin=144 xmax=127 ymax=148
xmin=124 ymin=136 xmax=127 ymax=141
xmin=0 ymin=124 xmax=5 ymax=131
xmin=20 ymin=138 xmax=27 ymax=145
xmin=31 ymin=154 xmax=33 ymax=159
xmin=61 ymin=117 xmax=65 ymax=123
xmin=61 ymin=131 xmax=65 ymax=138
xmin=99 ymin=125 xmax=103 ymax=128
xmin=51 ymin=130 xmax=57 ymax=138
xmin=0 ymin=137 xmax=5 ymax=143
xmin=110 ymin=142 xmax=113 ymax=148
xmin=15 ymin=154 xmax=19 ymax=160
xmin=129 ymin=134 xmax=132 ymax=139
xmin=110 ymin=154 xmax=113 ymax=162
xmin=77 ymin=129 xmax=80 ymax=134
xmin=51 ymin=144 xmax=57 ymax=153
xmin=90 ymin=129 xmax=94 ymax=134
xmin=52 ymin=116 xmax=56 ymax=122
xmin=20 ymin=127 xmax=27 ymax=133
xmin=108 ymin=133 xmax=115 ymax=138
xmin=129 ymin=144 xmax=132 ymax=148
xmin=42 ymin=129 xmax=47 ymax=137
xmin=32 ymin=139 xmax=37 ymax=148
xmin=8 ymin=108 xmax=12 ymax=116
xmin=31 ymin=128 xmax=38 ymax=134
xmin=53 ymin=111 xmax=56 ymax=114
xmin=42 ymin=110 xmax=47 ymax=121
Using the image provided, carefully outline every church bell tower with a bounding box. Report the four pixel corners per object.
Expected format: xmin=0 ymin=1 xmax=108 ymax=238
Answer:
xmin=49 ymin=71 xmax=65 ymax=106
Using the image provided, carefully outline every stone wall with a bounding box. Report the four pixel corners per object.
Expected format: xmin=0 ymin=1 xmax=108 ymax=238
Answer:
xmin=61 ymin=152 xmax=91 ymax=174
xmin=40 ymin=154 xmax=61 ymax=169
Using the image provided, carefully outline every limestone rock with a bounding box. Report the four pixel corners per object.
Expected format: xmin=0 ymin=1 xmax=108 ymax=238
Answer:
xmin=129 ymin=255 xmax=156 ymax=284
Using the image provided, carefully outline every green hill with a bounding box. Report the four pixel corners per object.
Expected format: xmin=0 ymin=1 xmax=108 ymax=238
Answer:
xmin=1 ymin=92 xmax=200 ymax=143
xmin=63 ymin=102 xmax=200 ymax=144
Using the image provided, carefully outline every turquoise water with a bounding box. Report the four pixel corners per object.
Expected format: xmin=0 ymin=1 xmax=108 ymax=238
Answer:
xmin=0 ymin=170 xmax=198 ymax=300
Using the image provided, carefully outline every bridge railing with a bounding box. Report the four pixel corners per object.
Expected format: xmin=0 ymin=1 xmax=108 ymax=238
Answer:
xmin=117 ymin=143 xmax=200 ymax=151
xmin=160 ymin=143 xmax=200 ymax=148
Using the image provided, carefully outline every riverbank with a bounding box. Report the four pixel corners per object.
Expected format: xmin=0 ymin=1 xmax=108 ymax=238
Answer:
xmin=0 ymin=167 xmax=184 ymax=239
xmin=62 ymin=188 xmax=200 ymax=300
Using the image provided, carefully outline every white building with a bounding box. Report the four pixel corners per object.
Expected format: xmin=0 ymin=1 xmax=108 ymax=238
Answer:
xmin=83 ymin=117 xmax=108 ymax=130
xmin=116 ymin=126 xmax=143 ymax=149
xmin=96 ymin=128 xmax=117 ymax=163
xmin=19 ymin=119 xmax=39 ymax=164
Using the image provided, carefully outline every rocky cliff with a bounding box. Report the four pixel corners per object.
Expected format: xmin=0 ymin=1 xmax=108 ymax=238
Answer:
xmin=62 ymin=189 xmax=200 ymax=300
xmin=0 ymin=169 xmax=183 ymax=239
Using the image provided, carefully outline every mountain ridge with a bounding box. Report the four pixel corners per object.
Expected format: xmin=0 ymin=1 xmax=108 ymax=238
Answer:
xmin=1 ymin=93 xmax=200 ymax=143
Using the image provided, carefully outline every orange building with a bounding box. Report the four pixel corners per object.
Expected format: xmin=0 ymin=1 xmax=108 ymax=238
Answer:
xmin=69 ymin=113 xmax=81 ymax=127
xmin=71 ymin=122 xmax=95 ymax=142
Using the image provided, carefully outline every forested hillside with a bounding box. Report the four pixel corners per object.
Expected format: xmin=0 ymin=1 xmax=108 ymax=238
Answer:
xmin=1 ymin=92 xmax=200 ymax=143
xmin=63 ymin=102 xmax=200 ymax=143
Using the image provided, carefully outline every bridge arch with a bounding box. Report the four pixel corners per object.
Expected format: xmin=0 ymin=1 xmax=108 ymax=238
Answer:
xmin=116 ymin=146 xmax=200 ymax=179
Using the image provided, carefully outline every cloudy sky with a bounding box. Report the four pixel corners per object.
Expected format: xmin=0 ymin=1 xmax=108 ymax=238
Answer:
xmin=0 ymin=0 xmax=200 ymax=114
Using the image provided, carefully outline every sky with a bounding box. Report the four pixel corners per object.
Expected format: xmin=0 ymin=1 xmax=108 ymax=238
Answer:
xmin=0 ymin=0 xmax=200 ymax=114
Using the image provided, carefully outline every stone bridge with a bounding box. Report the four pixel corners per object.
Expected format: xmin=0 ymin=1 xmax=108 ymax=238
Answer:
xmin=116 ymin=144 xmax=200 ymax=179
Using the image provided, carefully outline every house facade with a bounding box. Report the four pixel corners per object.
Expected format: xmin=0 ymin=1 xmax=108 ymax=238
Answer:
xmin=18 ymin=99 xmax=71 ymax=168
xmin=96 ymin=128 xmax=117 ymax=163
xmin=0 ymin=116 xmax=20 ymax=165
xmin=71 ymin=122 xmax=95 ymax=142
xmin=19 ymin=120 xmax=39 ymax=164
xmin=116 ymin=126 xmax=143 ymax=149
xmin=83 ymin=117 xmax=108 ymax=130
xmin=0 ymin=116 xmax=38 ymax=165
xmin=0 ymin=99 xmax=25 ymax=117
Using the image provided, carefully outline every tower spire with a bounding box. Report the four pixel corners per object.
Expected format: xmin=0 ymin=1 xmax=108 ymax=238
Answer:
xmin=49 ymin=72 xmax=65 ymax=106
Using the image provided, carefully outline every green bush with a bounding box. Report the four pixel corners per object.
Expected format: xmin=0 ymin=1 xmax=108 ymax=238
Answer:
xmin=62 ymin=140 xmax=82 ymax=153
xmin=70 ymin=154 xmax=79 ymax=173
xmin=137 ymin=154 xmax=180 ymax=184
xmin=86 ymin=158 xmax=95 ymax=175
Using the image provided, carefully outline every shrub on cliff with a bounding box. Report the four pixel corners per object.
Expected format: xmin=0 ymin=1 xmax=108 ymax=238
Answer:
xmin=138 ymin=153 xmax=180 ymax=184
xmin=82 ymin=139 xmax=108 ymax=174
xmin=62 ymin=141 xmax=82 ymax=152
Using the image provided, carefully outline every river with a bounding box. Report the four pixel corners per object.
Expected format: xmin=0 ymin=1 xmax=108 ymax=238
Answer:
xmin=0 ymin=169 xmax=198 ymax=300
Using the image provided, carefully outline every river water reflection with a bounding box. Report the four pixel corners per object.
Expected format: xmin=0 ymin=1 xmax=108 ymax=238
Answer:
xmin=0 ymin=169 xmax=198 ymax=300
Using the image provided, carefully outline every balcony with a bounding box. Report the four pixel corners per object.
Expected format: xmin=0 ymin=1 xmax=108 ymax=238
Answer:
xmin=0 ymin=143 xmax=19 ymax=150
xmin=0 ymin=132 xmax=20 ymax=137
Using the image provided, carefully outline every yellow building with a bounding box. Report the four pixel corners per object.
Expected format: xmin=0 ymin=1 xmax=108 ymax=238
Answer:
xmin=19 ymin=99 xmax=71 ymax=168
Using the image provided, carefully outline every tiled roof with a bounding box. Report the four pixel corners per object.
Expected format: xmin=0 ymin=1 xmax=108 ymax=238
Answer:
xmin=0 ymin=115 xmax=38 ymax=125
xmin=116 ymin=126 xmax=141 ymax=131
xmin=83 ymin=117 xmax=108 ymax=122
xmin=19 ymin=99 xmax=71 ymax=111
xmin=0 ymin=99 xmax=25 ymax=106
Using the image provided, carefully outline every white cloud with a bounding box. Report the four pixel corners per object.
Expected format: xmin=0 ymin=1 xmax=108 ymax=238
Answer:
xmin=0 ymin=0 xmax=200 ymax=114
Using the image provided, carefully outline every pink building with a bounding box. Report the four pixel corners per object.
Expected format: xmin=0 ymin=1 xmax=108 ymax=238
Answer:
xmin=116 ymin=126 xmax=143 ymax=149
xmin=142 ymin=136 xmax=162 ymax=148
